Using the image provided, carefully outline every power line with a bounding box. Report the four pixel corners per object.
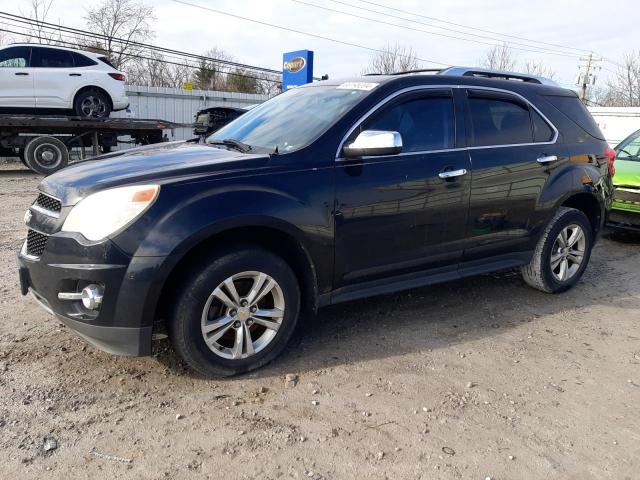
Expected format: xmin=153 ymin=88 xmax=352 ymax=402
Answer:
xmin=0 ymin=26 xmax=282 ymax=85
xmin=0 ymin=11 xmax=282 ymax=75
xmin=317 ymin=0 xmax=588 ymax=58
xmin=168 ymin=0 xmax=450 ymax=67
xmin=293 ymin=0 xmax=586 ymax=59
xmin=345 ymin=0 xmax=596 ymax=56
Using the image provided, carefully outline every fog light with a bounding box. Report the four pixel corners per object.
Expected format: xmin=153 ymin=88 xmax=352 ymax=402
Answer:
xmin=81 ymin=284 xmax=104 ymax=310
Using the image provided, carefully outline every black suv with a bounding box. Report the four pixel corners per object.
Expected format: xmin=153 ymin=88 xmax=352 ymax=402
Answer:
xmin=18 ymin=67 xmax=615 ymax=376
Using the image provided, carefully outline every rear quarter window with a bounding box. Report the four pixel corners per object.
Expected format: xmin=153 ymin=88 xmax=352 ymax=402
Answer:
xmin=543 ymin=94 xmax=605 ymax=140
xmin=72 ymin=52 xmax=97 ymax=67
xmin=98 ymin=56 xmax=116 ymax=69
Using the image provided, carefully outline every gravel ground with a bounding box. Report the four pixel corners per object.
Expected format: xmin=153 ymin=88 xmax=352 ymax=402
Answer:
xmin=1 ymin=162 xmax=639 ymax=479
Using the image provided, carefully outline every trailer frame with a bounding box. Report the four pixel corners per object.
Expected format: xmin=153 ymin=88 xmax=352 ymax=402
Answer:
xmin=0 ymin=114 xmax=182 ymax=174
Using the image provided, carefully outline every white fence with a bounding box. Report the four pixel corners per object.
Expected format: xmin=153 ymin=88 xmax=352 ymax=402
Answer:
xmin=587 ymin=107 xmax=640 ymax=147
xmin=111 ymin=85 xmax=270 ymax=141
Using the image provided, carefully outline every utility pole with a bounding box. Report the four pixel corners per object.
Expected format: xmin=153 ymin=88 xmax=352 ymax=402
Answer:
xmin=576 ymin=53 xmax=602 ymax=105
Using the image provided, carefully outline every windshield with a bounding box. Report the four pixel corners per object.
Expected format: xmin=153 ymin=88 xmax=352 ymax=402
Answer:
xmin=207 ymin=85 xmax=372 ymax=153
xmin=616 ymin=129 xmax=640 ymax=161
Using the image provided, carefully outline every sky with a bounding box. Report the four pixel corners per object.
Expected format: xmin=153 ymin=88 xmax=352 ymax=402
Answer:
xmin=2 ymin=0 xmax=636 ymax=88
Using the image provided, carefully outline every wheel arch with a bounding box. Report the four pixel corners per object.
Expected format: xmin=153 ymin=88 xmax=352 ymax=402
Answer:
xmin=151 ymin=223 xmax=320 ymax=330
xmin=72 ymin=85 xmax=113 ymax=110
xmin=560 ymin=191 xmax=603 ymax=236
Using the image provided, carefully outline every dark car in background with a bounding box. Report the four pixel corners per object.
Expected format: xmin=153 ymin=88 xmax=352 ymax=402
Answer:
xmin=18 ymin=67 xmax=614 ymax=376
xmin=193 ymin=106 xmax=248 ymax=139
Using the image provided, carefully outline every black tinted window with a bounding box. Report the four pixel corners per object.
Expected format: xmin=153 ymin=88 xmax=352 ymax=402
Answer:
xmin=364 ymin=95 xmax=455 ymax=152
xmin=468 ymin=95 xmax=533 ymax=146
xmin=33 ymin=47 xmax=74 ymax=68
xmin=544 ymin=94 xmax=605 ymax=140
xmin=72 ymin=52 xmax=97 ymax=67
xmin=0 ymin=47 xmax=30 ymax=67
xmin=532 ymin=109 xmax=554 ymax=142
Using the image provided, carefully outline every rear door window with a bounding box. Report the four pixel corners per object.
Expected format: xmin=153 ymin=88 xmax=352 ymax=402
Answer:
xmin=32 ymin=47 xmax=74 ymax=68
xmin=362 ymin=93 xmax=456 ymax=152
xmin=467 ymin=92 xmax=533 ymax=146
xmin=532 ymin=109 xmax=555 ymax=142
xmin=0 ymin=46 xmax=31 ymax=67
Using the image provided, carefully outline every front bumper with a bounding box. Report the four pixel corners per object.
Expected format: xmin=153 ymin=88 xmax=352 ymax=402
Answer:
xmin=17 ymin=233 xmax=165 ymax=356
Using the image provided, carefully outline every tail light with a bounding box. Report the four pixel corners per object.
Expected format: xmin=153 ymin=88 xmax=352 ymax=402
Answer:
xmin=108 ymin=73 xmax=126 ymax=81
xmin=604 ymin=147 xmax=616 ymax=177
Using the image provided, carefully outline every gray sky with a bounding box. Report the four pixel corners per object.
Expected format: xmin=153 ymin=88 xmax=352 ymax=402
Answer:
xmin=5 ymin=0 xmax=636 ymax=87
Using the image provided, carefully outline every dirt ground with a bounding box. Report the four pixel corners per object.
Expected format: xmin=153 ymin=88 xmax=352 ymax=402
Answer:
xmin=1 ymin=161 xmax=639 ymax=480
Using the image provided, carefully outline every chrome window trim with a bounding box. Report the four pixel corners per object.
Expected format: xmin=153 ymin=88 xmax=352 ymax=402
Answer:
xmin=335 ymin=84 xmax=559 ymax=162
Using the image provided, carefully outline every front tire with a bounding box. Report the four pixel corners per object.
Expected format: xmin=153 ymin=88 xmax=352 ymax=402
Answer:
xmin=521 ymin=207 xmax=593 ymax=293
xmin=169 ymin=246 xmax=301 ymax=377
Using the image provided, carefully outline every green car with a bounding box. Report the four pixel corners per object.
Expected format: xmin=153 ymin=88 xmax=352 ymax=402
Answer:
xmin=610 ymin=129 xmax=640 ymax=230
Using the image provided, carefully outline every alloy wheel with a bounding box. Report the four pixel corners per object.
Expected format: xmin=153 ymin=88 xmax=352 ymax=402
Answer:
xmin=550 ymin=224 xmax=586 ymax=282
xmin=201 ymin=271 xmax=285 ymax=360
xmin=80 ymin=95 xmax=107 ymax=118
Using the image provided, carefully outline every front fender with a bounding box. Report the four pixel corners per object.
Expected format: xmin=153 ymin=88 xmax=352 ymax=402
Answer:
xmin=111 ymin=165 xmax=334 ymax=291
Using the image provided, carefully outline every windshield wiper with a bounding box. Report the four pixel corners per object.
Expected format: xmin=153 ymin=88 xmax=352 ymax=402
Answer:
xmin=208 ymin=138 xmax=252 ymax=153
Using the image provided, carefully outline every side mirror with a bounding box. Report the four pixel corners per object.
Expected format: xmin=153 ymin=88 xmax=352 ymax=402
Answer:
xmin=343 ymin=130 xmax=403 ymax=158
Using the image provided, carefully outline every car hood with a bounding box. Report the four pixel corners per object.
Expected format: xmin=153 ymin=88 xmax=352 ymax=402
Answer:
xmin=39 ymin=141 xmax=271 ymax=206
xmin=613 ymin=159 xmax=640 ymax=189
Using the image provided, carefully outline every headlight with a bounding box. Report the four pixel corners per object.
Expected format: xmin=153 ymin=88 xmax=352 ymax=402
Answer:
xmin=62 ymin=185 xmax=159 ymax=241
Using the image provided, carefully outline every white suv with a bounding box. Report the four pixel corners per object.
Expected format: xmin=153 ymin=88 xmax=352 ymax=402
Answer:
xmin=0 ymin=44 xmax=128 ymax=118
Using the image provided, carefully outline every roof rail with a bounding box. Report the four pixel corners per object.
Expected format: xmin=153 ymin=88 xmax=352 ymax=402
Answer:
xmin=439 ymin=66 xmax=558 ymax=86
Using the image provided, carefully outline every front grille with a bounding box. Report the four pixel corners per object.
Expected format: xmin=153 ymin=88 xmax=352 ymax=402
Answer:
xmin=26 ymin=229 xmax=48 ymax=257
xmin=34 ymin=193 xmax=62 ymax=213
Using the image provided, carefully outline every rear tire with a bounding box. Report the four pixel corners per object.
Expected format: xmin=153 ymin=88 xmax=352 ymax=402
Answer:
xmin=169 ymin=246 xmax=301 ymax=377
xmin=521 ymin=207 xmax=593 ymax=293
xmin=23 ymin=136 xmax=69 ymax=175
xmin=73 ymin=89 xmax=112 ymax=118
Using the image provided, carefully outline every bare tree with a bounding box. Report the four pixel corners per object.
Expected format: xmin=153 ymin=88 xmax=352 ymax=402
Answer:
xmin=20 ymin=0 xmax=63 ymax=44
xmin=598 ymin=50 xmax=640 ymax=107
xmin=254 ymin=72 xmax=282 ymax=97
xmin=0 ymin=30 xmax=12 ymax=46
xmin=523 ymin=59 xmax=555 ymax=79
xmin=126 ymin=51 xmax=191 ymax=88
xmin=362 ymin=43 xmax=420 ymax=74
xmin=192 ymin=47 xmax=235 ymax=90
xmin=84 ymin=0 xmax=155 ymax=69
xmin=480 ymin=43 xmax=517 ymax=71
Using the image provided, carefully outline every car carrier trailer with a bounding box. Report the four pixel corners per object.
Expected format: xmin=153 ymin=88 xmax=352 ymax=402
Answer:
xmin=0 ymin=114 xmax=182 ymax=174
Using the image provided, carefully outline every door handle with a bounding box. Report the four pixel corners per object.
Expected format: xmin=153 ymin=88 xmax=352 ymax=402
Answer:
xmin=15 ymin=72 xmax=29 ymax=76
xmin=537 ymin=155 xmax=558 ymax=164
xmin=69 ymin=73 xmax=82 ymax=77
xmin=439 ymin=168 xmax=468 ymax=179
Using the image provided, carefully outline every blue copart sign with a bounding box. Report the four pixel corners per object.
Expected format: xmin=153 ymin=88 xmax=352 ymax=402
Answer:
xmin=282 ymin=50 xmax=314 ymax=90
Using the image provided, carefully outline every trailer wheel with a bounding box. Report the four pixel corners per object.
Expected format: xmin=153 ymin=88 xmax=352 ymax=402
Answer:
xmin=23 ymin=136 xmax=69 ymax=175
